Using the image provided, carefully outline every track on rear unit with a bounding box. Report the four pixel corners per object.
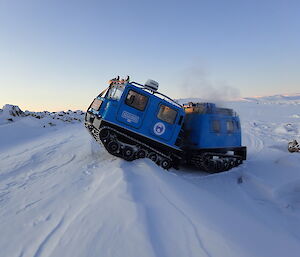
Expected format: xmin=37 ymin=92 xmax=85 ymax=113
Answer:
xmin=85 ymin=122 xmax=244 ymax=173
xmin=187 ymin=152 xmax=244 ymax=173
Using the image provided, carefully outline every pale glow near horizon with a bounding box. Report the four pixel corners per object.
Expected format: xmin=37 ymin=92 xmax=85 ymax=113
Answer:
xmin=1 ymin=1 xmax=300 ymax=111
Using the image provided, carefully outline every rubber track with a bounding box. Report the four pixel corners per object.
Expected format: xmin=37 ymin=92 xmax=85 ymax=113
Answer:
xmin=85 ymin=123 xmax=180 ymax=167
xmin=85 ymin=123 xmax=243 ymax=173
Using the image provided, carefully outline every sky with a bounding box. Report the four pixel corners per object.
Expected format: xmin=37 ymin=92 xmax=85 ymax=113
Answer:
xmin=0 ymin=0 xmax=299 ymax=111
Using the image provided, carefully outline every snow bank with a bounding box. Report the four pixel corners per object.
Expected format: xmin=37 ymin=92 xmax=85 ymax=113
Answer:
xmin=0 ymin=104 xmax=84 ymax=126
xmin=0 ymin=104 xmax=85 ymax=151
xmin=1 ymin=101 xmax=300 ymax=257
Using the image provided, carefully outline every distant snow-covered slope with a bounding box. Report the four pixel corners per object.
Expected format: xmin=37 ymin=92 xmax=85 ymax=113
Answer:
xmin=243 ymin=93 xmax=300 ymax=104
xmin=1 ymin=102 xmax=300 ymax=257
xmin=177 ymin=93 xmax=300 ymax=105
xmin=243 ymin=93 xmax=300 ymax=102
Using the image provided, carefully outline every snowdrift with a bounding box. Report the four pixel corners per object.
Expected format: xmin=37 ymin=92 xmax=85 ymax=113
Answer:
xmin=0 ymin=105 xmax=84 ymax=151
xmin=1 ymin=101 xmax=300 ymax=257
xmin=0 ymin=104 xmax=84 ymax=126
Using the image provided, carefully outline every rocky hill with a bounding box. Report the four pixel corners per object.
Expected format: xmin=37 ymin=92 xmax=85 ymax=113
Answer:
xmin=0 ymin=104 xmax=84 ymax=126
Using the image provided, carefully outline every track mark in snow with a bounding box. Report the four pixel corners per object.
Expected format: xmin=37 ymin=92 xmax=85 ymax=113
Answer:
xmin=33 ymin=217 xmax=64 ymax=257
xmin=32 ymin=214 xmax=52 ymax=227
xmin=274 ymin=179 xmax=300 ymax=213
xmin=58 ymin=154 xmax=76 ymax=169
xmin=29 ymin=164 xmax=119 ymax=256
xmin=158 ymin=188 xmax=212 ymax=257
xmin=239 ymin=173 xmax=300 ymax=241
xmin=0 ymin=136 xmax=75 ymax=182
xmin=1 ymin=153 xmax=77 ymax=198
xmin=122 ymin=161 xmax=213 ymax=257
xmin=0 ymin=191 xmax=9 ymax=198
xmin=0 ymin=191 xmax=9 ymax=205
xmin=28 ymin=166 xmax=57 ymax=181
xmin=243 ymin=126 xmax=264 ymax=156
xmin=16 ymin=199 xmax=42 ymax=214
xmin=2 ymin=142 xmax=46 ymax=160
xmin=29 ymin=155 xmax=76 ymax=180
xmin=17 ymin=249 xmax=25 ymax=257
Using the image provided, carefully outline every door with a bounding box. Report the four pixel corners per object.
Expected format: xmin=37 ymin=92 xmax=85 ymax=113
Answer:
xmin=117 ymin=89 xmax=149 ymax=129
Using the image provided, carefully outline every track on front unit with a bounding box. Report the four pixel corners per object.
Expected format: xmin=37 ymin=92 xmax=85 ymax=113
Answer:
xmin=85 ymin=123 xmax=178 ymax=170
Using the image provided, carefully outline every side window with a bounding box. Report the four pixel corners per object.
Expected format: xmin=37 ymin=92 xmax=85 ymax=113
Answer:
xmin=125 ymin=90 xmax=148 ymax=111
xmin=212 ymin=120 xmax=221 ymax=133
xmin=157 ymin=105 xmax=177 ymax=124
xmin=227 ymin=120 xmax=234 ymax=133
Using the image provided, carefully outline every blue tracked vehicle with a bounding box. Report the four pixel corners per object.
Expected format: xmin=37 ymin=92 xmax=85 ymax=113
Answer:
xmin=85 ymin=76 xmax=246 ymax=172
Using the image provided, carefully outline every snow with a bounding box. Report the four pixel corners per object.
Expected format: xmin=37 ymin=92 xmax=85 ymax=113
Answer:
xmin=243 ymin=93 xmax=300 ymax=104
xmin=1 ymin=101 xmax=300 ymax=257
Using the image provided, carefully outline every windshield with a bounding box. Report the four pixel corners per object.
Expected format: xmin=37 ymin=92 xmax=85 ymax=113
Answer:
xmin=106 ymin=85 xmax=125 ymax=100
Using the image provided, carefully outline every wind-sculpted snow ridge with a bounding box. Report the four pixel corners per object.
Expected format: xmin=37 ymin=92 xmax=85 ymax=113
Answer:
xmin=0 ymin=104 xmax=84 ymax=126
xmin=1 ymin=101 xmax=300 ymax=257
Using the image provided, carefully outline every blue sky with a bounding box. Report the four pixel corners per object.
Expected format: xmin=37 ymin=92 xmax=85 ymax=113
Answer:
xmin=0 ymin=0 xmax=299 ymax=111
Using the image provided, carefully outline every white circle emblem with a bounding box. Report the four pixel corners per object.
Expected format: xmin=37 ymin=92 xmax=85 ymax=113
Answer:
xmin=153 ymin=122 xmax=165 ymax=136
